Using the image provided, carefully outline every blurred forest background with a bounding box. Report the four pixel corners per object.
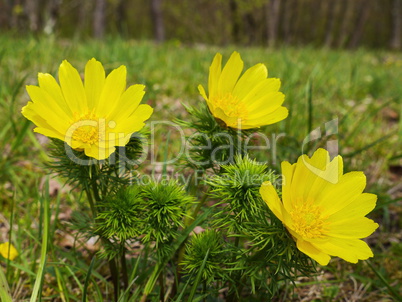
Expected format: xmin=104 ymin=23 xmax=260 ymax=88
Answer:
xmin=0 ymin=0 xmax=401 ymax=49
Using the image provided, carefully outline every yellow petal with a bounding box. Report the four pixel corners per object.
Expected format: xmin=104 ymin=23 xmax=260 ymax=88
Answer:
xmin=96 ymin=65 xmax=127 ymax=116
xmin=25 ymin=86 xmax=70 ymax=133
xmin=0 ymin=242 xmax=18 ymax=261
xmin=85 ymin=58 xmax=105 ymax=110
xmin=232 ymin=63 xmax=267 ymax=100
xmin=243 ymin=106 xmax=288 ymax=128
xmin=208 ymin=53 xmax=222 ymax=99
xmin=198 ymin=84 xmax=208 ymax=102
xmin=242 ymin=78 xmax=281 ymax=105
xmin=38 ymin=73 xmax=72 ymax=116
xmin=130 ymin=103 xmax=153 ymax=120
xmin=260 ymin=181 xmax=284 ymax=221
xmin=113 ymin=104 xmax=153 ymax=134
xmin=311 ymin=237 xmax=374 ymax=263
xmin=246 ymin=92 xmax=285 ymax=116
xmin=296 ymin=239 xmax=331 ymax=265
xmin=59 ymin=60 xmax=87 ymax=113
xmin=328 ymin=193 xmax=377 ymax=223
xmin=85 ymin=143 xmax=116 ymax=160
xmin=34 ymin=127 xmax=65 ymax=141
xmin=289 ymin=154 xmax=320 ymax=207
xmin=21 ymin=103 xmax=63 ymax=139
xmin=328 ymin=217 xmax=379 ymax=238
xmin=218 ymin=52 xmax=243 ymax=95
xmin=317 ymin=171 xmax=366 ymax=217
xmin=304 ymin=150 xmax=343 ymax=202
xmin=289 ymin=150 xmax=341 ymax=205
xmin=108 ymin=84 xmax=146 ymax=121
xmin=306 ymin=148 xmax=332 ymax=170
xmin=281 ymin=161 xmax=296 ymax=213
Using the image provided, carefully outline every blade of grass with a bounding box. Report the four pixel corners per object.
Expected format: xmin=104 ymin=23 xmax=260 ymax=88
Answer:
xmin=6 ymin=193 xmax=15 ymax=280
xmin=30 ymin=180 xmax=50 ymax=302
xmin=187 ymin=249 xmax=210 ymax=302
xmin=366 ymin=260 xmax=402 ymax=301
xmin=118 ymin=255 xmax=142 ymax=302
xmin=54 ymin=266 xmax=69 ymax=302
xmin=162 ymin=130 xmax=171 ymax=176
xmin=82 ymin=256 xmax=96 ymax=302
xmin=0 ymin=265 xmax=12 ymax=302
xmin=10 ymin=119 xmax=30 ymax=152
xmin=343 ymin=130 xmax=396 ymax=158
xmin=118 ymin=277 xmax=139 ymax=302
xmin=173 ymin=271 xmax=194 ymax=302
xmin=399 ymin=96 xmax=402 ymax=137
xmin=306 ymin=79 xmax=313 ymax=135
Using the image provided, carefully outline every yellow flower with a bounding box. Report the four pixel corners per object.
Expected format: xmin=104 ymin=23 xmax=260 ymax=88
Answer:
xmin=260 ymin=148 xmax=379 ymax=265
xmin=0 ymin=242 xmax=18 ymax=261
xmin=198 ymin=51 xmax=288 ymax=129
xmin=22 ymin=58 xmax=153 ymax=160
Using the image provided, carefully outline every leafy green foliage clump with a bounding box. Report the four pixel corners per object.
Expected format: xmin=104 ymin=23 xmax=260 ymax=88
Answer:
xmin=96 ymin=186 xmax=144 ymax=241
xmin=141 ymin=180 xmax=194 ymax=257
xmin=95 ymin=179 xmax=194 ymax=260
xmin=182 ymin=229 xmax=229 ymax=283
xmin=208 ymin=154 xmax=277 ymax=230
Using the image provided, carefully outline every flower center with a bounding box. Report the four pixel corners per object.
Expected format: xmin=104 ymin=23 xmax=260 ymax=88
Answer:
xmin=290 ymin=200 xmax=327 ymax=239
xmin=70 ymin=112 xmax=104 ymax=145
xmin=212 ymin=93 xmax=248 ymax=121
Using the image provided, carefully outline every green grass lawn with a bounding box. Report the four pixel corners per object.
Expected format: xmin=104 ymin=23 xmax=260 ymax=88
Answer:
xmin=0 ymin=34 xmax=401 ymax=301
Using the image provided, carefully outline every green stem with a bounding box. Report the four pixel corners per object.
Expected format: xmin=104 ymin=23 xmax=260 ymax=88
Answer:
xmin=171 ymin=186 xmax=210 ymax=300
xmin=227 ymin=237 xmax=241 ymax=302
xmin=84 ymin=186 xmax=97 ymax=219
xmin=186 ymin=187 xmax=211 ymax=227
xmin=177 ymin=187 xmax=210 ymax=268
xmin=159 ymin=268 xmax=165 ymax=302
xmin=121 ymin=247 xmax=129 ymax=291
xmin=108 ymin=256 xmax=119 ymax=302
xmin=85 ymin=165 xmax=121 ymax=301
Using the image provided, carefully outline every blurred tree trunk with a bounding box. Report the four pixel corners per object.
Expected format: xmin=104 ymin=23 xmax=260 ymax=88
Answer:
xmin=0 ymin=0 xmax=10 ymax=28
xmin=281 ymin=0 xmax=291 ymax=42
xmin=324 ymin=0 xmax=337 ymax=47
xmin=10 ymin=0 xmax=24 ymax=30
xmin=43 ymin=0 xmax=61 ymax=35
xmin=244 ymin=11 xmax=256 ymax=45
xmin=93 ymin=0 xmax=106 ymax=38
xmin=150 ymin=0 xmax=165 ymax=42
xmin=282 ymin=0 xmax=293 ymax=44
xmin=265 ymin=0 xmax=281 ymax=47
xmin=337 ymin=0 xmax=352 ymax=47
xmin=310 ymin=0 xmax=323 ymax=42
xmin=348 ymin=0 xmax=371 ymax=48
xmin=116 ymin=0 xmax=127 ymax=35
xmin=25 ymin=0 xmax=39 ymax=32
xmin=391 ymin=0 xmax=402 ymax=49
xmin=230 ymin=0 xmax=241 ymax=43
xmin=78 ymin=1 xmax=92 ymax=35
xmin=289 ymin=0 xmax=299 ymax=43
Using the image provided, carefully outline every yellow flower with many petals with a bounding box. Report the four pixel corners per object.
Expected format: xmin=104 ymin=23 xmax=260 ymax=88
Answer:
xmin=22 ymin=59 xmax=153 ymax=160
xmin=0 ymin=242 xmax=18 ymax=261
xmin=260 ymin=148 xmax=379 ymax=265
xmin=198 ymin=51 xmax=288 ymax=129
